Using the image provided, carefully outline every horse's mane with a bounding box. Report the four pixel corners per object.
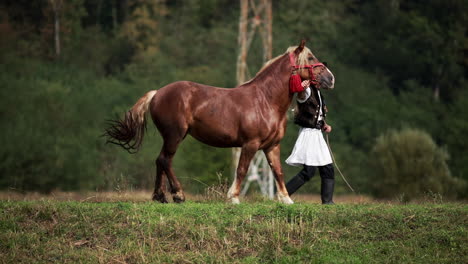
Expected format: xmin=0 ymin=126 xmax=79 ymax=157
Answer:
xmin=242 ymin=46 xmax=313 ymax=85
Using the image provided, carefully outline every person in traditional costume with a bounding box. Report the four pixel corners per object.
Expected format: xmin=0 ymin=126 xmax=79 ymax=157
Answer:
xmin=285 ymin=79 xmax=335 ymax=204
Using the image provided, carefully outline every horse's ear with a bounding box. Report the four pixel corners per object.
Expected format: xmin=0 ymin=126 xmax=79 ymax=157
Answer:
xmin=294 ymin=39 xmax=306 ymax=55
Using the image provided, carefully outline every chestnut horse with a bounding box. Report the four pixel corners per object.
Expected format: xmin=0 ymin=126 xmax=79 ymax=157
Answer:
xmin=105 ymin=40 xmax=335 ymax=204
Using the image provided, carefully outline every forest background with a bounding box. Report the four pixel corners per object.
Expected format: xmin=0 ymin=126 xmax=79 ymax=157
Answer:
xmin=0 ymin=0 xmax=466 ymax=200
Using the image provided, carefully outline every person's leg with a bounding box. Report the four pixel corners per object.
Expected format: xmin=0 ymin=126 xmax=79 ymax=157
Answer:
xmin=318 ymin=164 xmax=335 ymax=204
xmin=286 ymin=165 xmax=316 ymax=195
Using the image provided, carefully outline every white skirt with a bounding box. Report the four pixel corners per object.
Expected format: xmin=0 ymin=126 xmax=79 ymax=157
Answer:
xmin=285 ymin=127 xmax=333 ymax=167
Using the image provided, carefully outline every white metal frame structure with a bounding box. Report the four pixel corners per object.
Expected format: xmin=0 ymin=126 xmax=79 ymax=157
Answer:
xmin=234 ymin=0 xmax=274 ymax=199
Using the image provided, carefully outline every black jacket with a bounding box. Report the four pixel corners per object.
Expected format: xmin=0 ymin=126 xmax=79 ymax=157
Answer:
xmin=294 ymin=87 xmax=327 ymax=128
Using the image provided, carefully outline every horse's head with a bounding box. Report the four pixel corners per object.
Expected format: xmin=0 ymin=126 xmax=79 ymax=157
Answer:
xmin=289 ymin=40 xmax=335 ymax=90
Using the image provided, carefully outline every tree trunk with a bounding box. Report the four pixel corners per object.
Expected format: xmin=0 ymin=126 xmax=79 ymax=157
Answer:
xmin=236 ymin=0 xmax=249 ymax=85
xmin=54 ymin=11 xmax=60 ymax=56
xmin=433 ymin=65 xmax=443 ymax=101
xmin=50 ymin=0 xmax=61 ymax=57
xmin=261 ymin=0 xmax=272 ymax=62
xmin=112 ymin=0 xmax=118 ymax=34
xmin=96 ymin=0 xmax=103 ymax=26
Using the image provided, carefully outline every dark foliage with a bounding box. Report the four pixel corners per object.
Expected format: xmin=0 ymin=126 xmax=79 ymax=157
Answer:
xmin=0 ymin=0 xmax=466 ymax=198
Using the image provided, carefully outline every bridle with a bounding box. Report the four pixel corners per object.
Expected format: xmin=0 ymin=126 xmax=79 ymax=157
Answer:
xmin=289 ymin=52 xmax=326 ymax=87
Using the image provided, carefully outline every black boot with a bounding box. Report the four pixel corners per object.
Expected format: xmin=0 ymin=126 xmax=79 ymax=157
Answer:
xmin=286 ymin=165 xmax=316 ymax=195
xmin=321 ymin=178 xmax=335 ymax=204
xmin=319 ymin=164 xmax=335 ymax=204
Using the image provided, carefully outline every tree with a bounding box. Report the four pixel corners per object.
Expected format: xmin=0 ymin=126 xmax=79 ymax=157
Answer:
xmin=369 ymin=128 xmax=461 ymax=201
xmin=345 ymin=0 xmax=467 ymax=101
xmin=119 ymin=0 xmax=167 ymax=61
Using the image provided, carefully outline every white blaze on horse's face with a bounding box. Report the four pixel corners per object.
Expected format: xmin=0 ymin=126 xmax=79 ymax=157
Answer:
xmin=327 ymin=68 xmax=335 ymax=89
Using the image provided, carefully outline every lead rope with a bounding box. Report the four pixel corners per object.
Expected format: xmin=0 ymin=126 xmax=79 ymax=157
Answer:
xmin=325 ymin=133 xmax=355 ymax=193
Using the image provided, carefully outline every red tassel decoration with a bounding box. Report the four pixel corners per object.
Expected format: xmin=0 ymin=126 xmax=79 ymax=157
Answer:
xmin=289 ymin=73 xmax=304 ymax=93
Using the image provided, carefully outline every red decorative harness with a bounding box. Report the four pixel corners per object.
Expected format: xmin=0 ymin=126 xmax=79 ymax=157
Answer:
xmin=288 ymin=52 xmax=325 ymax=93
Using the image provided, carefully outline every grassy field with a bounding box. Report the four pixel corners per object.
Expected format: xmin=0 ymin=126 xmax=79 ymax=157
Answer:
xmin=0 ymin=193 xmax=466 ymax=263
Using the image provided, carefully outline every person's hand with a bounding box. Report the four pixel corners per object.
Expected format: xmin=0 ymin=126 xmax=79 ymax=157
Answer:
xmin=322 ymin=124 xmax=332 ymax=133
xmin=297 ymin=80 xmax=310 ymax=101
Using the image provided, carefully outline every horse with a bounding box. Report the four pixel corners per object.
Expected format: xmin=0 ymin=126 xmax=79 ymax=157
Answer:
xmin=104 ymin=40 xmax=335 ymax=204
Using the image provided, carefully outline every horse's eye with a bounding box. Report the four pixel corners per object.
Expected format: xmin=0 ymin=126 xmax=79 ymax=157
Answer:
xmin=308 ymin=57 xmax=314 ymax=60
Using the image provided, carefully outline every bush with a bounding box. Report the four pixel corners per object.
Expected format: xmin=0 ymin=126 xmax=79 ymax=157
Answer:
xmin=369 ymin=128 xmax=461 ymax=201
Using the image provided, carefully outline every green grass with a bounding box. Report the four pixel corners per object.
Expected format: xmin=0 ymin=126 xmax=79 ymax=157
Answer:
xmin=0 ymin=201 xmax=466 ymax=263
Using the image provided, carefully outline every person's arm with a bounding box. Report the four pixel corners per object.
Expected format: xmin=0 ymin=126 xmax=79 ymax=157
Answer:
xmin=322 ymin=104 xmax=332 ymax=133
xmin=319 ymin=91 xmax=332 ymax=133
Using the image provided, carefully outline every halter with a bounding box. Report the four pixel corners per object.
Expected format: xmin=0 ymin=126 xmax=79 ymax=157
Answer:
xmin=289 ymin=52 xmax=325 ymax=87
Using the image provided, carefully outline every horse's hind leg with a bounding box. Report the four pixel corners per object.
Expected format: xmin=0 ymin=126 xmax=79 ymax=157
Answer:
xmin=156 ymin=137 xmax=186 ymax=203
xmin=152 ymin=157 xmax=168 ymax=203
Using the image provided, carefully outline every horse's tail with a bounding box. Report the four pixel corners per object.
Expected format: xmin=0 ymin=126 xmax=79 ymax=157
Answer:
xmin=104 ymin=90 xmax=158 ymax=153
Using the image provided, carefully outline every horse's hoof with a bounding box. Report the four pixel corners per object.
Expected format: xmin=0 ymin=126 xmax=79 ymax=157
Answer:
xmin=172 ymin=191 xmax=186 ymax=203
xmin=152 ymin=192 xmax=168 ymax=203
xmin=231 ymin=197 xmax=240 ymax=204
xmin=283 ymin=197 xmax=294 ymax=205
xmin=278 ymin=195 xmax=294 ymax=205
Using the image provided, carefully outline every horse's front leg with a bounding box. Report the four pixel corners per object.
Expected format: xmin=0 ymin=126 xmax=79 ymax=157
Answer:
xmin=227 ymin=143 xmax=258 ymax=204
xmin=264 ymin=144 xmax=294 ymax=204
